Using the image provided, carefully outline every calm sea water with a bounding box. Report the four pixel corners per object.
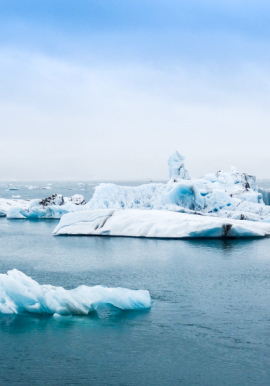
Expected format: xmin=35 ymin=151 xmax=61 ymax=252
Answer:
xmin=1 ymin=181 xmax=270 ymax=385
xmin=0 ymin=180 xmax=160 ymax=202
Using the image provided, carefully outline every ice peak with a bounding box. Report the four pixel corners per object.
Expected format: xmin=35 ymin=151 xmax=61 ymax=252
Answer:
xmin=168 ymin=151 xmax=190 ymax=180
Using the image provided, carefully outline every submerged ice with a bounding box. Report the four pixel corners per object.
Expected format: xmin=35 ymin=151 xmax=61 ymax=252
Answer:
xmin=0 ymin=269 xmax=151 ymax=315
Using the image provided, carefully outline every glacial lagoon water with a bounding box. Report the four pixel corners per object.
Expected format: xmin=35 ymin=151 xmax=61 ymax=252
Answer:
xmin=1 ymin=181 xmax=270 ymax=385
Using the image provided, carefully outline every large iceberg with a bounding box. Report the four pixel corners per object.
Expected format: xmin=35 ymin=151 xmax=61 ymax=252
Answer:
xmin=4 ymin=151 xmax=270 ymax=222
xmin=53 ymin=209 xmax=270 ymax=238
xmin=83 ymin=155 xmax=270 ymax=222
xmin=0 ymin=269 xmax=151 ymax=315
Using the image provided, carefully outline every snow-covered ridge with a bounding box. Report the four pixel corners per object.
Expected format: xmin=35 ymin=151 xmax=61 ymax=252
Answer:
xmin=53 ymin=209 xmax=270 ymax=238
xmin=0 ymin=269 xmax=151 ymax=315
xmin=3 ymin=151 xmax=270 ymax=222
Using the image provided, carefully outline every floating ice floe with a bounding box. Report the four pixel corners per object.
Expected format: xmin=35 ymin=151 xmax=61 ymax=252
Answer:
xmin=53 ymin=209 xmax=270 ymax=238
xmin=5 ymin=194 xmax=86 ymax=219
xmin=0 ymin=269 xmax=151 ymax=315
xmin=0 ymin=198 xmax=30 ymax=217
xmin=26 ymin=185 xmax=52 ymax=190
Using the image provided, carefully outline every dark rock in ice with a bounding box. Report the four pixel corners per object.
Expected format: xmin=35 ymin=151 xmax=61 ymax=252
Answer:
xmin=39 ymin=194 xmax=64 ymax=207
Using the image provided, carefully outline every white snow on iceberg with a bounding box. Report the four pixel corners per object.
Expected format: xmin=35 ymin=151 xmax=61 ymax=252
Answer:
xmin=86 ymin=181 xmax=204 ymax=212
xmin=53 ymin=209 xmax=270 ymax=238
xmin=0 ymin=269 xmax=151 ymax=315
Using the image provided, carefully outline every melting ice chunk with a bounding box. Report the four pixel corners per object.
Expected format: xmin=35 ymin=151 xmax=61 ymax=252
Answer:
xmin=0 ymin=270 xmax=151 ymax=315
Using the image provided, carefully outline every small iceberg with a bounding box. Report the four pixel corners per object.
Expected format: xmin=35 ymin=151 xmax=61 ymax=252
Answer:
xmin=6 ymin=194 xmax=86 ymax=219
xmin=0 ymin=269 xmax=151 ymax=315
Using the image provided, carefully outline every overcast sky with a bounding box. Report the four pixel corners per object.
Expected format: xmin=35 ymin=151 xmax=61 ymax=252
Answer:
xmin=1 ymin=0 xmax=270 ymax=180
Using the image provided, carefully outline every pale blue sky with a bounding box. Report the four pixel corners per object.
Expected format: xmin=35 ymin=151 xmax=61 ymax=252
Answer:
xmin=1 ymin=0 xmax=270 ymax=180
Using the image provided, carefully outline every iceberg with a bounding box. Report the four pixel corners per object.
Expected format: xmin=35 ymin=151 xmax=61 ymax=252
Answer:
xmin=0 ymin=198 xmax=30 ymax=217
xmin=53 ymin=209 xmax=270 ymax=238
xmin=83 ymin=156 xmax=270 ymax=222
xmin=4 ymin=151 xmax=270 ymax=223
xmin=0 ymin=269 xmax=151 ymax=315
xmin=26 ymin=185 xmax=52 ymax=190
xmin=6 ymin=194 xmax=86 ymax=219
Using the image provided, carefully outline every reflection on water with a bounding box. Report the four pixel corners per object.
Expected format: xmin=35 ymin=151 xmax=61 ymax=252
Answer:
xmin=0 ymin=307 xmax=151 ymax=334
xmin=181 ymin=237 xmax=260 ymax=256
